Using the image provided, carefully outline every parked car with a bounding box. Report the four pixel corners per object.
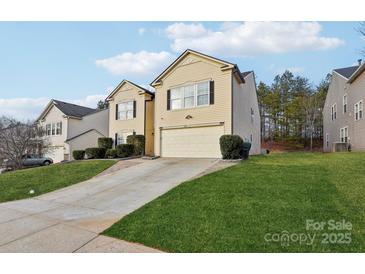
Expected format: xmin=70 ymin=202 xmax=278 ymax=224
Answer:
xmin=2 ymin=154 xmax=53 ymax=169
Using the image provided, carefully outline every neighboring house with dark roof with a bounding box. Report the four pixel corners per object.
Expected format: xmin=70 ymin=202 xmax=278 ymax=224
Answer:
xmin=36 ymin=99 xmax=109 ymax=162
xmin=151 ymin=49 xmax=261 ymax=157
xmin=323 ymin=60 xmax=365 ymax=152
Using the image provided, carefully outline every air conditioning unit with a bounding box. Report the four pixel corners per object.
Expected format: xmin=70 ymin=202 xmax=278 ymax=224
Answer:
xmin=332 ymin=142 xmax=349 ymax=152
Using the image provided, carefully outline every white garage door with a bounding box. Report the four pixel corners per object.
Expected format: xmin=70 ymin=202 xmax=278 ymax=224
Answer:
xmin=45 ymin=147 xmax=65 ymax=163
xmin=161 ymin=126 xmax=224 ymax=158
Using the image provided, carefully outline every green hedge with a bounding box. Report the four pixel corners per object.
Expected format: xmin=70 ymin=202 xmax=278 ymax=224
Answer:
xmin=85 ymin=147 xmax=106 ymax=159
xmin=72 ymin=150 xmax=85 ymax=160
xmin=219 ymin=135 xmax=244 ymax=159
xmin=98 ymin=137 xmax=113 ymax=149
xmin=105 ymin=148 xmax=117 ymax=159
xmin=127 ymin=134 xmax=145 ymax=155
xmin=116 ymin=144 xmax=135 ymax=158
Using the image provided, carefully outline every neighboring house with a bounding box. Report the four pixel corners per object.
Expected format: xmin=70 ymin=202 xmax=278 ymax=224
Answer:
xmin=36 ymin=99 xmax=109 ymax=162
xmin=150 ymin=49 xmax=261 ymax=158
xmin=323 ymin=60 xmax=365 ymax=152
xmin=106 ymin=80 xmax=155 ymax=155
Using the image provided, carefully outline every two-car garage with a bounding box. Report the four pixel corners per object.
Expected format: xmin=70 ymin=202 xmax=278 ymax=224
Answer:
xmin=160 ymin=124 xmax=224 ymax=158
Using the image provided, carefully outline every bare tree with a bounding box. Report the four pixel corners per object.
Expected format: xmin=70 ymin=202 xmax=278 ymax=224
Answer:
xmin=302 ymin=95 xmax=322 ymax=151
xmin=357 ymin=22 xmax=365 ymax=56
xmin=0 ymin=116 xmax=50 ymax=169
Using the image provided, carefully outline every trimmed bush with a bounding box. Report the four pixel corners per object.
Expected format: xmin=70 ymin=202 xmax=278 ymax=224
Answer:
xmin=219 ymin=135 xmax=244 ymax=159
xmin=73 ymin=150 xmax=85 ymax=160
xmin=105 ymin=149 xmax=117 ymax=159
xmin=85 ymin=147 xmax=106 ymax=159
xmin=116 ymin=144 xmax=135 ymax=158
xmin=127 ymin=134 xmax=145 ymax=155
xmin=98 ymin=137 xmax=113 ymax=150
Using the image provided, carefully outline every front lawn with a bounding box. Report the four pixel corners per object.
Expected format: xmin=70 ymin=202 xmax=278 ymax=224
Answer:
xmin=0 ymin=160 xmax=116 ymax=203
xmin=103 ymin=152 xmax=365 ymax=252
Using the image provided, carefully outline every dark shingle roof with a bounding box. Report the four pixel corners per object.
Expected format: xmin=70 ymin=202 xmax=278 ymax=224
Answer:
xmin=53 ymin=100 xmax=97 ymax=118
xmin=241 ymin=71 xmax=253 ymax=78
xmin=334 ymin=66 xmax=359 ymax=79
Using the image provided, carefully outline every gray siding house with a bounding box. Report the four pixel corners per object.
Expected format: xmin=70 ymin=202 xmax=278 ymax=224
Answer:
xmin=323 ymin=61 xmax=365 ymax=152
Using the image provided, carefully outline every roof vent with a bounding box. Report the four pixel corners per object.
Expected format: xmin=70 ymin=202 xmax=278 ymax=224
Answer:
xmin=358 ymin=59 xmax=362 ymax=66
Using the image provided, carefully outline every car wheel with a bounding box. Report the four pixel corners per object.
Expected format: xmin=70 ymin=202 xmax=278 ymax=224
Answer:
xmin=43 ymin=161 xmax=51 ymax=166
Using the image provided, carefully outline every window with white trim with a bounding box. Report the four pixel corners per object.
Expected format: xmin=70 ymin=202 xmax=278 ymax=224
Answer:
xmin=56 ymin=122 xmax=62 ymax=135
xmin=118 ymin=101 xmax=134 ymax=120
xmin=355 ymin=100 xmax=363 ymax=121
xmin=45 ymin=122 xmax=62 ymax=136
xmin=326 ymin=133 xmax=329 ymax=148
xmin=331 ymin=103 xmax=337 ymax=121
xmin=116 ymin=131 xmax=133 ymax=145
xmin=340 ymin=127 xmax=348 ymax=143
xmin=343 ymin=94 xmax=347 ymax=113
xmin=170 ymin=81 xmax=209 ymax=110
xmin=46 ymin=124 xmax=51 ymax=136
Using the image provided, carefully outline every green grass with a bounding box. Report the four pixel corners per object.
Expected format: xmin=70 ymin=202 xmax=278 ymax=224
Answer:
xmin=0 ymin=160 xmax=116 ymax=203
xmin=103 ymin=152 xmax=365 ymax=252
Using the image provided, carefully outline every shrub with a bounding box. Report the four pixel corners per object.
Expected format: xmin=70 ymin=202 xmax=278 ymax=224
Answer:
xmin=72 ymin=150 xmax=85 ymax=160
xmin=116 ymin=144 xmax=135 ymax=158
xmin=85 ymin=147 xmax=106 ymax=159
xmin=98 ymin=137 xmax=113 ymax=149
xmin=105 ymin=148 xmax=117 ymax=159
xmin=219 ymin=135 xmax=244 ymax=159
xmin=127 ymin=134 xmax=145 ymax=155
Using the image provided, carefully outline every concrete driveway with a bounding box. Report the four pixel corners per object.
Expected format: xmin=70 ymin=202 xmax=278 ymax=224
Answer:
xmin=0 ymin=158 xmax=219 ymax=252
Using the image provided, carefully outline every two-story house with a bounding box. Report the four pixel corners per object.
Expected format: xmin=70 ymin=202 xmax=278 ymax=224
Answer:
xmin=323 ymin=60 xmax=365 ymax=152
xmin=106 ymin=80 xmax=155 ymax=155
xmin=150 ymin=49 xmax=261 ymax=158
xmin=36 ymin=99 xmax=109 ymax=162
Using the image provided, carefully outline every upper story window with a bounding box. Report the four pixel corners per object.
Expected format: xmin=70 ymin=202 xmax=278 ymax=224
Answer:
xmin=343 ymin=95 xmax=347 ymax=113
xmin=169 ymin=81 xmax=210 ymax=110
xmin=355 ymin=100 xmax=363 ymax=121
xmin=117 ymin=101 xmax=135 ymax=120
xmin=45 ymin=122 xmax=62 ymax=136
xmin=331 ymin=103 xmax=337 ymax=121
xmin=250 ymin=108 xmax=254 ymax=124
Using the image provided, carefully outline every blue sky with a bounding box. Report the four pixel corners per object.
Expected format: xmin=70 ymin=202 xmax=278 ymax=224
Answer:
xmin=0 ymin=21 xmax=363 ymax=120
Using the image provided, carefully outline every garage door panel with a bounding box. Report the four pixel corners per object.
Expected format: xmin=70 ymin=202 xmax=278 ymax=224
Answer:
xmin=161 ymin=126 xmax=223 ymax=158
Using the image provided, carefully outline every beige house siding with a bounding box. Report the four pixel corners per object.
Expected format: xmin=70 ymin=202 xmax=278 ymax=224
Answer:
xmin=347 ymin=71 xmax=365 ymax=150
xmin=68 ymin=130 xmax=105 ymax=159
xmin=68 ymin=109 xmax=109 ymax=139
xmin=323 ymin=72 xmax=352 ymax=152
xmin=153 ymin=52 xmax=233 ymax=157
xmin=38 ymin=105 xmax=69 ymax=162
xmin=232 ymin=72 xmax=261 ymax=155
xmin=108 ymin=81 xmax=154 ymax=154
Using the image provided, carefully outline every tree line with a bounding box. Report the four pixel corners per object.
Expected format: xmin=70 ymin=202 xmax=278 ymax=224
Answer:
xmin=257 ymin=70 xmax=330 ymax=150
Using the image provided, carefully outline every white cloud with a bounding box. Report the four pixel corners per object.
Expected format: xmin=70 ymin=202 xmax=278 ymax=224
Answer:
xmin=0 ymin=94 xmax=108 ymax=121
xmin=138 ymin=28 xmax=146 ymax=35
xmin=71 ymin=94 xmax=107 ymax=108
xmin=165 ymin=22 xmax=344 ymax=57
xmin=95 ymin=51 xmax=174 ymax=77
xmin=268 ymin=64 xmax=304 ymax=75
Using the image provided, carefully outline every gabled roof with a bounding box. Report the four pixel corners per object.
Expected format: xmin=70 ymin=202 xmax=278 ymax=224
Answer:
xmin=65 ymin=129 xmax=104 ymax=142
xmin=150 ymin=49 xmax=245 ymax=86
xmin=241 ymin=71 xmax=253 ymax=78
xmin=36 ymin=99 xmax=97 ymax=122
xmin=106 ymin=79 xmax=154 ymax=101
xmin=52 ymin=100 xmax=97 ymax=117
xmin=333 ymin=65 xmax=359 ymax=79
xmin=348 ymin=62 xmax=365 ymax=83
